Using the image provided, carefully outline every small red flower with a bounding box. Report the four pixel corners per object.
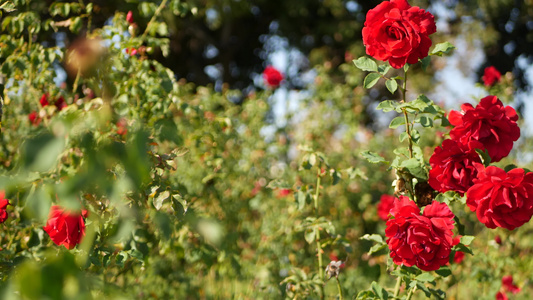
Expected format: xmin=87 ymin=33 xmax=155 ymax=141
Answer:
xmin=126 ymin=11 xmax=134 ymax=24
xmin=40 ymin=94 xmax=49 ymax=107
xmin=466 ymin=166 xmax=533 ymax=230
xmin=377 ymin=194 xmax=397 ymax=221
xmin=502 ymin=275 xmax=520 ymax=294
xmin=385 ymin=196 xmax=455 ymax=271
xmin=496 ymin=291 xmax=509 ymax=300
xmin=55 ymin=96 xmax=67 ymax=111
xmin=116 ymin=118 xmax=128 ymax=136
xmin=448 ymin=96 xmax=519 ymax=162
xmin=0 ymin=191 xmax=9 ymax=223
xmin=128 ymin=47 xmax=138 ymax=56
xmin=43 ymin=205 xmax=86 ymax=250
xmin=453 ymin=251 xmax=465 ymax=264
xmin=263 ymin=66 xmax=283 ymax=88
xmin=28 ymin=111 xmax=41 ymax=126
xmin=277 ymin=188 xmax=292 ymax=198
xmin=482 ymin=66 xmax=502 ymax=87
xmin=362 ymin=0 xmax=436 ymax=68
xmin=494 ymin=235 xmax=502 ymax=245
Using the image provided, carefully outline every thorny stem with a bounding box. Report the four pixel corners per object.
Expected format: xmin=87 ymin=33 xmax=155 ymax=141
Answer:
xmin=314 ymin=167 xmax=324 ymax=299
xmin=335 ymin=277 xmax=344 ymax=300
xmin=402 ymin=67 xmax=413 ymax=158
xmin=393 ymin=276 xmax=402 ymax=298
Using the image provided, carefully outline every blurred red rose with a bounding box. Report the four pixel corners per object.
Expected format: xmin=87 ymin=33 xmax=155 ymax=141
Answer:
xmin=466 ymin=166 xmax=533 ymax=230
xmin=502 ymin=275 xmax=520 ymax=294
xmin=0 ymin=191 xmax=9 ymax=223
xmin=385 ymin=196 xmax=455 ymax=271
xmin=55 ymin=96 xmax=67 ymax=111
xmin=428 ymin=139 xmax=484 ymax=195
xmin=377 ymin=194 xmax=397 ymax=221
xmin=448 ymin=96 xmax=519 ymax=162
xmin=116 ymin=118 xmax=128 ymax=136
xmin=263 ymin=66 xmax=283 ymax=88
xmin=362 ymin=0 xmax=436 ymax=68
xmin=43 ymin=205 xmax=86 ymax=250
xmin=496 ymin=291 xmax=509 ymax=300
xmin=40 ymin=94 xmax=49 ymax=107
xmin=28 ymin=111 xmax=41 ymax=126
xmin=482 ymin=66 xmax=501 ymax=87
xmin=494 ymin=235 xmax=502 ymax=245
xmin=126 ymin=11 xmax=134 ymax=24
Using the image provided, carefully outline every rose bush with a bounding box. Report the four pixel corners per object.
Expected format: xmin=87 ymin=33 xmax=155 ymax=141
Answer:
xmin=43 ymin=206 xmax=87 ymax=250
xmin=385 ymin=196 xmax=455 ymax=271
xmin=448 ymin=95 xmax=520 ymax=162
xmin=362 ymin=0 xmax=436 ymax=68
xmin=466 ymin=166 xmax=533 ymax=230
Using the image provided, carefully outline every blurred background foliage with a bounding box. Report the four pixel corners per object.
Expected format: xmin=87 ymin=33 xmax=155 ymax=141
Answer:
xmin=0 ymin=0 xmax=532 ymax=299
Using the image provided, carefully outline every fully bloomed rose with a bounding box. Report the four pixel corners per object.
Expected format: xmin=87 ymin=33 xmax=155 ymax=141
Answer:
xmin=385 ymin=196 xmax=455 ymax=271
xmin=43 ymin=205 xmax=87 ymax=249
xmin=448 ymin=96 xmax=520 ymax=162
xmin=466 ymin=166 xmax=533 ymax=230
xmin=362 ymin=0 xmax=436 ymax=68
xmin=428 ymin=139 xmax=484 ymax=195
xmin=377 ymin=194 xmax=397 ymax=221
xmin=263 ymin=66 xmax=283 ymax=88
xmin=482 ymin=66 xmax=501 ymax=87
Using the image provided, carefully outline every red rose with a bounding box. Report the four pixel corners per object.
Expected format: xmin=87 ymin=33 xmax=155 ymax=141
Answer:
xmin=502 ymin=275 xmax=520 ymax=294
xmin=40 ymin=94 xmax=49 ymax=107
xmin=43 ymin=205 xmax=86 ymax=249
xmin=482 ymin=66 xmax=501 ymax=87
xmin=385 ymin=196 xmax=455 ymax=271
xmin=263 ymin=66 xmax=283 ymax=88
xmin=448 ymin=96 xmax=519 ymax=162
xmin=116 ymin=118 xmax=128 ymax=136
xmin=428 ymin=139 xmax=484 ymax=195
xmin=0 ymin=191 xmax=9 ymax=223
xmin=277 ymin=188 xmax=292 ymax=198
xmin=377 ymin=194 xmax=398 ymax=221
xmin=494 ymin=235 xmax=502 ymax=245
xmin=466 ymin=166 xmax=533 ymax=230
xmin=362 ymin=0 xmax=436 ymax=68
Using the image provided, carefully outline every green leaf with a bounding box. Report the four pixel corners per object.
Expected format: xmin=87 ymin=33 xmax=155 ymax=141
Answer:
xmin=304 ymin=229 xmax=315 ymax=244
xmin=360 ymin=151 xmax=389 ymax=164
xmin=360 ymin=234 xmax=384 ymax=244
xmin=420 ymin=56 xmax=431 ymax=71
xmin=430 ymin=42 xmax=455 ymax=56
xmin=415 ymin=273 xmax=435 ymax=282
xmin=435 ymin=266 xmax=452 ymax=277
xmin=401 ymin=158 xmax=428 ymax=180
xmin=266 ymin=179 xmax=291 ymax=189
xmin=475 ymin=148 xmax=491 ymax=166
xmin=389 ymin=116 xmax=406 ymax=129
xmin=371 ymin=281 xmax=388 ymax=300
xmin=353 ymin=57 xmax=378 ymax=72
xmin=368 ymin=243 xmax=387 ymax=255
xmin=385 ymin=79 xmax=398 ymax=94
xmin=376 ymin=100 xmax=397 ymax=112
xmin=378 ymin=65 xmax=391 ymax=75
xmin=154 ymin=190 xmax=170 ymax=210
xmin=363 ymin=73 xmax=381 ymax=89
xmin=417 ymin=116 xmax=433 ymax=127
xmin=460 ymin=235 xmax=475 ymax=246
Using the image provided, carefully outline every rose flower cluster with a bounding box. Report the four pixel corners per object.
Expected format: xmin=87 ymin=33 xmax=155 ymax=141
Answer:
xmin=428 ymin=95 xmax=532 ymax=230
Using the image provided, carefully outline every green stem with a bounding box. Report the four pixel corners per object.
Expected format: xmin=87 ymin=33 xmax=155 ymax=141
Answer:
xmin=72 ymin=67 xmax=81 ymax=94
xmin=140 ymin=0 xmax=168 ymax=42
xmin=406 ymin=285 xmax=417 ymax=300
xmin=402 ymin=68 xmax=413 ymax=158
xmin=335 ymin=277 xmax=344 ymax=300
xmin=314 ymin=168 xmax=324 ymax=299
xmin=393 ymin=276 xmax=402 ymax=298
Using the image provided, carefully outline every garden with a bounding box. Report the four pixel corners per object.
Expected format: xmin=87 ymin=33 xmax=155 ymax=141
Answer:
xmin=0 ymin=0 xmax=532 ymax=299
